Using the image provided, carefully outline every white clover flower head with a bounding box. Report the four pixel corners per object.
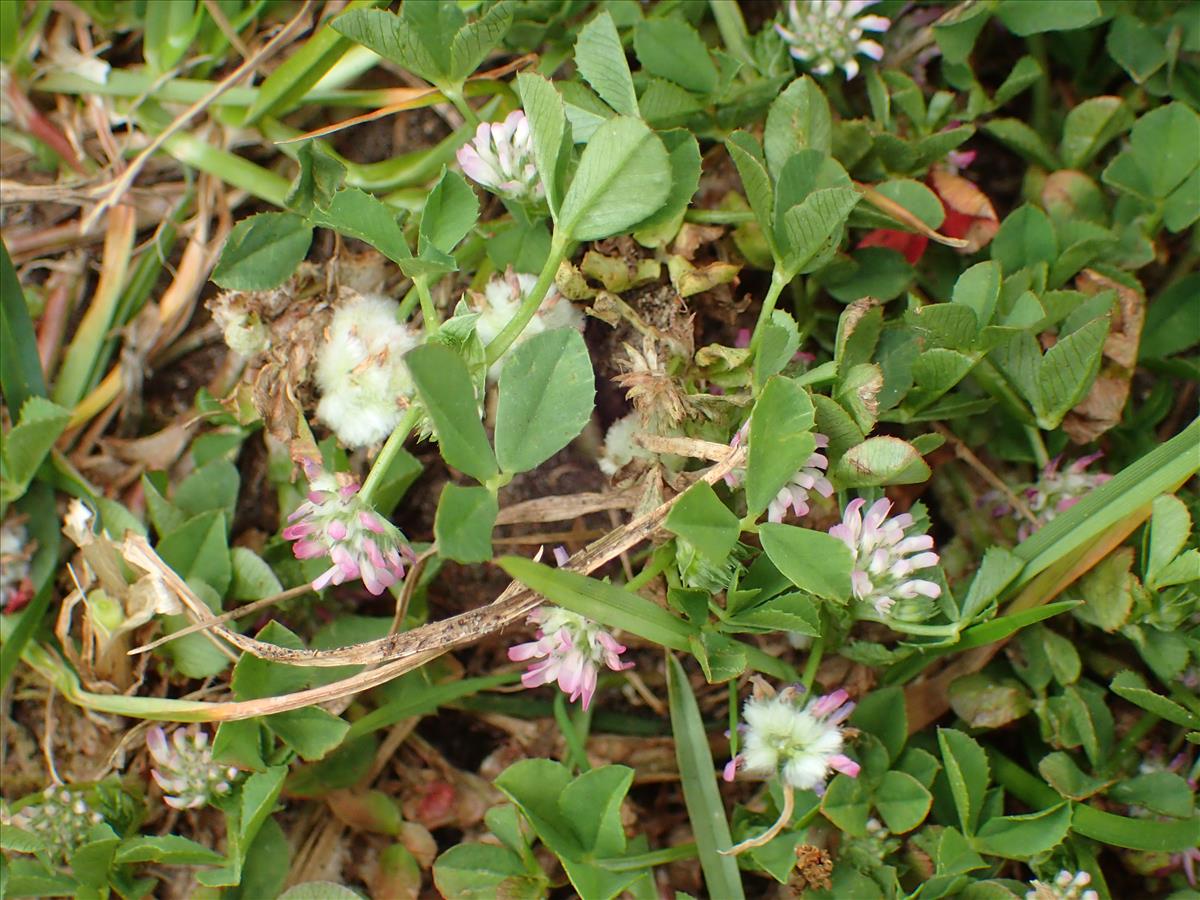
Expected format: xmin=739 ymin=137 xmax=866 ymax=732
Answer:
xmin=146 ymin=726 xmax=240 ymax=811
xmin=829 ymin=498 xmax=941 ymax=618
xmin=1025 ymin=870 xmax=1099 ymax=900
xmin=456 ymin=110 xmax=545 ymax=203
xmin=283 ymin=465 xmax=416 ymax=596
xmin=1021 ymin=452 xmax=1112 ymax=539
xmin=472 ymin=270 xmax=582 ymax=379
xmin=10 ymin=786 xmax=103 ymax=856
xmin=0 ymin=518 xmax=34 ymax=611
xmin=723 ymin=683 xmax=860 ymax=793
xmin=775 ymin=0 xmax=890 ymax=80
xmin=725 ymin=424 xmax=834 ymax=523
xmin=315 ymin=292 xmax=421 ymax=448
xmin=509 ymin=604 xmax=634 ymax=711
xmin=599 ymin=413 xmax=655 ymax=476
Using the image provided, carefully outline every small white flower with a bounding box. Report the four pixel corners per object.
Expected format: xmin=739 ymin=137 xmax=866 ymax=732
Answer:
xmin=147 ymin=726 xmax=240 ymax=810
xmin=456 ymin=110 xmax=544 ymax=203
xmin=725 ymin=425 xmax=834 ymax=523
xmin=599 ymin=413 xmax=655 ymax=476
xmin=775 ymin=0 xmax=891 ymax=80
xmin=9 ymin=786 xmax=103 ymax=856
xmin=509 ymin=600 xmax=634 ymax=711
xmin=724 ymin=683 xmax=860 ymax=793
xmin=1025 ymin=870 xmax=1099 ymax=900
xmin=472 ymin=270 xmax=582 ymax=379
xmin=315 ymin=292 xmax=421 ymax=448
xmin=830 ymin=498 xmax=941 ymax=618
xmin=283 ymin=464 xmax=415 ymax=596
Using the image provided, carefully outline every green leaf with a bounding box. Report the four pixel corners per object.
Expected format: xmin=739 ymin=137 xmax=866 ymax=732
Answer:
xmin=666 ymin=655 xmax=743 ymax=899
xmin=753 ymin=311 xmax=801 ymax=390
xmin=174 ymin=458 xmax=239 ymax=523
xmin=69 ymin=825 xmax=121 ymax=889
xmin=434 ymin=844 xmax=544 ymax=899
xmin=1146 ymin=494 xmax=1191 ymax=587
xmin=1109 ymin=772 xmax=1194 ymax=819
xmin=993 ymin=55 xmax=1043 ymax=106
xmin=937 ymin=728 xmax=990 ymax=835
xmin=561 ymin=765 xmax=633 ymax=856
xmin=285 ymin=141 xmax=346 ymax=216
xmin=725 ymin=132 xmax=775 ymax=256
xmin=1037 ymin=752 xmax=1108 ymax=801
xmin=1141 ymin=273 xmax=1200 ymax=360
xmin=875 ymin=770 xmax=932 ymax=834
xmin=115 ymin=835 xmax=225 ymax=866
xmin=1110 ymin=671 xmax=1200 ymax=728
xmin=418 ymin=168 xmax=478 ymax=258
xmin=831 ymin=437 xmax=932 ymax=488
xmin=0 ymin=239 xmax=47 ymax=412
xmin=1035 ymin=315 xmax=1109 ymax=428
xmin=983 ymin=118 xmax=1060 ymax=169
xmin=995 ymin=0 xmax=1101 ymax=35
xmin=434 ymin=483 xmax=497 ymax=564
xmin=758 ymin=524 xmax=852 ymax=603
xmin=1129 ymin=102 xmax=1200 ymax=200
xmin=332 ymin=7 xmax=450 ymax=86
xmin=1106 ymin=15 xmax=1168 ymax=84
xmin=746 ymin=375 xmax=815 ymax=518
xmin=212 ymin=212 xmax=313 ymax=291
xmin=821 ymin=773 xmax=870 ymax=836
xmin=574 ymin=11 xmax=638 ymax=117
xmin=157 ymin=511 xmax=231 ymax=596
xmin=558 ymin=117 xmax=671 ymax=241
xmin=948 ymin=673 xmax=1031 ymax=729
xmin=517 ymin=73 xmax=568 ymax=217
xmin=494 ymin=329 xmax=595 ymax=474
xmin=631 ymin=129 xmax=701 ymax=244
xmin=634 ymin=18 xmax=717 ymax=95
xmin=849 ymin=687 xmax=906 ymax=763
xmin=764 ymin=77 xmax=832 ymax=181
xmin=230 ymin=547 xmax=284 ymax=601
xmin=311 ymin=187 xmax=413 ymax=268
xmin=0 ymin=397 xmax=70 ymax=502
xmin=406 ymin=343 xmax=497 ymax=482
xmin=1060 ymin=96 xmax=1133 ymax=169
xmin=665 ymin=481 xmax=739 ymax=564
xmin=972 ymin=803 xmax=1071 ymax=860
xmin=932 ymin=1 xmax=993 ymax=64
xmin=268 ymin=706 xmax=351 ymax=761
xmin=691 ymin=631 xmax=748 ymax=684
xmin=778 ymin=187 xmax=860 ymax=275
xmin=447 ymin=0 xmax=513 ymax=83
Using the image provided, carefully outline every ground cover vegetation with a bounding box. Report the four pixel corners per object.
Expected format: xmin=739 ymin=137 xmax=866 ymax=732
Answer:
xmin=0 ymin=0 xmax=1198 ymax=897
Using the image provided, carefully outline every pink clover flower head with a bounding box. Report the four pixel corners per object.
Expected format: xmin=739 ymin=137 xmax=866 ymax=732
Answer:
xmin=146 ymin=726 xmax=240 ymax=811
xmin=830 ymin=497 xmax=941 ymax=618
xmin=725 ymin=423 xmax=834 ymax=523
xmin=723 ymin=683 xmax=859 ymax=793
xmin=1019 ymin=452 xmax=1112 ymax=539
xmin=456 ymin=110 xmax=545 ymax=203
xmin=1025 ymin=870 xmax=1099 ymax=900
xmin=282 ymin=467 xmax=415 ymax=596
xmin=8 ymin=785 xmax=104 ymax=857
xmin=774 ymin=0 xmax=890 ymax=80
xmin=508 ymin=606 xmax=634 ymax=710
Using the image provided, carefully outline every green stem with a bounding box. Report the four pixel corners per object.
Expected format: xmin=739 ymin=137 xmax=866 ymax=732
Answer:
xmin=597 ymin=842 xmax=699 ymax=871
xmin=1105 ymin=713 xmax=1161 ymax=777
xmin=1024 ymin=425 xmax=1050 ymax=469
xmin=415 ymin=275 xmax=440 ymax=331
xmin=800 ymin=635 xmax=825 ymax=693
xmin=747 ymin=268 xmax=791 ymax=356
xmin=360 ymin=405 xmax=422 ymax=505
xmin=684 ymin=208 xmax=756 ymax=225
xmin=443 ymin=84 xmax=481 ymax=129
xmin=484 ymin=233 xmax=569 ymax=365
xmin=625 ymin=545 xmax=673 ymax=592
xmin=396 ymin=282 xmax=420 ymax=320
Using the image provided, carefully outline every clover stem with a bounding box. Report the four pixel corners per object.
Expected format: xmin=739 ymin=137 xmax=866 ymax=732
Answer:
xmin=800 ymin=634 xmax=825 ymax=694
xmin=1024 ymin=425 xmax=1050 ymax=470
xmin=747 ymin=267 xmax=792 ymax=356
xmin=443 ymin=84 xmax=481 ymax=130
xmin=484 ymin=232 xmax=569 ymax=366
xmin=360 ymin=405 xmax=422 ymax=506
xmin=415 ymin=275 xmax=440 ymax=331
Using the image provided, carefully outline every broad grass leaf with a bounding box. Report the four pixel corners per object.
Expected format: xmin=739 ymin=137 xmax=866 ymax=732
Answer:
xmin=558 ymin=116 xmax=671 ymax=241
xmin=212 ymin=212 xmax=313 ymax=291
xmin=406 ymin=344 xmax=497 ymax=483
xmin=666 ymin=655 xmax=743 ymax=899
xmin=494 ymin=329 xmax=595 ymax=474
